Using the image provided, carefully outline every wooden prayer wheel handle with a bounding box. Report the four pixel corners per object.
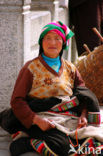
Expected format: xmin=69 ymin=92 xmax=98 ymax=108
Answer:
xmin=83 ymin=44 xmax=91 ymax=54
xmin=92 ymin=27 xmax=103 ymax=42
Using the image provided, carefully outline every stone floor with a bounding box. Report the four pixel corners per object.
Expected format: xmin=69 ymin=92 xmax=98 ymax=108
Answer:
xmin=0 ymin=107 xmax=103 ymax=156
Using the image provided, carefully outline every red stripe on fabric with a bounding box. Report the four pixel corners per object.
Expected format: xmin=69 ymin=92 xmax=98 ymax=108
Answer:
xmin=88 ymin=122 xmax=101 ymax=124
xmin=58 ymin=106 xmax=62 ymax=111
xmin=12 ymin=131 xmax=20 ymax=139
xmin=72 ymin=100 xmax=77 ymax=107
xmin=49 ymin=29 xmax=66 ymax=42
xmin=37 ymin=143 xmax=45 ymax=153
xmin=48 ymin=110 xmax=78 ymax=117
xmin=53 ymin=98 xmax=78 ymax=110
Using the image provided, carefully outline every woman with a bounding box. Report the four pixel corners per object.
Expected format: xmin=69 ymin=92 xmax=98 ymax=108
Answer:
xmin=8 ymin=21 xmax=100 ymax=156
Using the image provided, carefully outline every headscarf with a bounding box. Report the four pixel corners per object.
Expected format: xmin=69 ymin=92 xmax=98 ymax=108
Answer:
xmin=38 ymin=21 xmax=74 ymax=50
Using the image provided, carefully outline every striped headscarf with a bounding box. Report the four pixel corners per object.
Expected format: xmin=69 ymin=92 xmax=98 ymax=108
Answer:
xmin=38 ymin=21 xmax=74 ymax=50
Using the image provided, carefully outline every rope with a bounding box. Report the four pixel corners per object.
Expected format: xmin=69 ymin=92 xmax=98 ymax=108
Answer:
xmin=68 ymin=125 xmax=82 ymax=147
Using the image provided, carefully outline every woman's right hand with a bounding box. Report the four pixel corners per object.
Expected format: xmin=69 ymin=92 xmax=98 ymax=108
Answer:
xmin=33 ymin=115 xmax=55 ymax=131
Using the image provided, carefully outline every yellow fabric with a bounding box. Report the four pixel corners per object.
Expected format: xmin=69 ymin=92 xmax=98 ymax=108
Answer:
xmin=28 ymin=58 xmax=76 ymax=98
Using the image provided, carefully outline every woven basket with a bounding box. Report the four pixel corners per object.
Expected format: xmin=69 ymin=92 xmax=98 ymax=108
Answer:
xmin=75 ymin=45 xmax=103 ymax=106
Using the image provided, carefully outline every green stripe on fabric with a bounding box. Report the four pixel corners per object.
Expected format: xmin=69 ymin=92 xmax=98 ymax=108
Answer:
xmin=43 ymin=24 xmax=65 ymax=34
xmin=66 ymin=31 xmax=74 ymax=40
xmin=38 ymin=24 xmax=65 ymax=44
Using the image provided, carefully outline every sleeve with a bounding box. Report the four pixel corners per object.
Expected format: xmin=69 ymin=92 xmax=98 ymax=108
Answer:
xmin=10 ymin=62 xmax=35 ymax=129
xmin=74 ymin=68 xmax=85 ymax=88
xmin=73 ymin=68 xmax=100 ymax=112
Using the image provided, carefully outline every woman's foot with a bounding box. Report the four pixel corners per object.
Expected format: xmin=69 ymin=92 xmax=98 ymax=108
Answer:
xmin=9 ymin=137 xmax=34 ymax=156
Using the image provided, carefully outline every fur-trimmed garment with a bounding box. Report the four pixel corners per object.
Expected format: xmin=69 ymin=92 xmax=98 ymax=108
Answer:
xmin=0 ymin=55 xmax=101 ymax=156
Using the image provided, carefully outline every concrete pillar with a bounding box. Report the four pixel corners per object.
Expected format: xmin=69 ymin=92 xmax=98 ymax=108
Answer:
xmin=0 ymin=0 xmax=31 ymax=110
xmin=59 ymin=0 xmax=68 ymax=8
xmin=23 ymin=0 xmax=32 ymax=63
xmin=29 ymin=11 xmax=51 ymax=63
xmin=31 ymin=0 xmax=59 ymax=21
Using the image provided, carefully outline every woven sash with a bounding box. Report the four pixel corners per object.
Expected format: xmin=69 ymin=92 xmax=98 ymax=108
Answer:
xmin=51 ymin=96 xmax=79 ymax=112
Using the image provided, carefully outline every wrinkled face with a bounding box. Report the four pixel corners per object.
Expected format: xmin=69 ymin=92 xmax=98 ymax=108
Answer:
xmin=42 ymin=31 xmax=63 ymax=58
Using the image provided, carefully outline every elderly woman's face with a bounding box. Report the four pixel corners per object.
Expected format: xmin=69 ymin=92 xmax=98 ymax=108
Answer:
xmin=42 ymin=31 xmax=63 ymax=58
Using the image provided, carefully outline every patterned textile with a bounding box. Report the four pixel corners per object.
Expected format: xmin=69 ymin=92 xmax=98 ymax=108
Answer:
xmin=11 ymin=131 xmax=28 ymax=141
xmin=51 ymin=96 xmax=79 ymax=112
xmin=88 ymin=112 xmax=101 ymax=125
xmin=28 ymin=56 xmax=76 ymax=98
xmin=9 ymin=96 xmax=102 ymax=156
xmin=30 ymin=139 xmax=57 ymax=156
xmin=30 ymin=135 xmax=103 ymax=156
xmin=69 ymin=137 xmax=103 ymax=156
xmin=38 ymin=21 xmax=74 ymax=50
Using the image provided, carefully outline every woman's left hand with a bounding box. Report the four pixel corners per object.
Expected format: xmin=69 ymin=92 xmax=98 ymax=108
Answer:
xmin=77 ymin=108 xmax=88 ymax=128
xmin=78 ymin=116 xmax=87 ymax=128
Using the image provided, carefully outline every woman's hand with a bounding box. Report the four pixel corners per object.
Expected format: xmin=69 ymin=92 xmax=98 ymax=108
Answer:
xmin=77 ymin=109 xmax=88 ymax=128
xmin=78 ymin=116 xmax=87 ymax=128
xmin=33 ymin=115 xmax=55 ymax=131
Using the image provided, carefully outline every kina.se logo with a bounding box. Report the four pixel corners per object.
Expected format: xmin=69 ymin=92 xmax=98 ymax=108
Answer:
xmin=68 ymin=144 xmax=77 ymax=154
xmin=68 ymin=144 xmax=102 ymax=155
